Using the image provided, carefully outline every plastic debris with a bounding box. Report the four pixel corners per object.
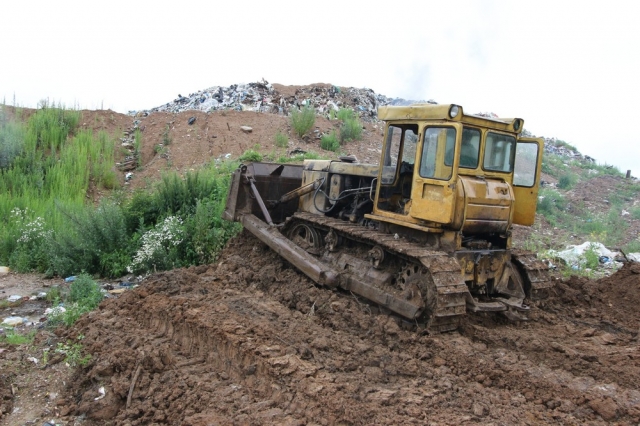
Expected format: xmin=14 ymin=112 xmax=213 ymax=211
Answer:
xmin=2 ymin=316 xmax=26 ymax=326
xmin=548 ymin=242 xmax=621 ymax=269
xmin=628 ymin=253 xmax=640 ymax=262
xmin=0 ymin=266 xmax=9 ymax=274
xmin=94 ymin=386 xmax=106 ymax=401
xmin=44 ymin=306 xmax=66 ymax=316
xmin=7 ymin=295 xmax=22 ymax=303
xmin=64 ymin=276 xmax=77 ymax=282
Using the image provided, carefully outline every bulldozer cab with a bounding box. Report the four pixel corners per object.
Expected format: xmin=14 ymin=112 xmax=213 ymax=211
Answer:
xmin=371 ymin=104 xmax=544 ymax=232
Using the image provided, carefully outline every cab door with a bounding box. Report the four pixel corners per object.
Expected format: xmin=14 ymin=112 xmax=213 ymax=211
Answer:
xmin=512 ymin=137 xmax=544 ymax=225
xmin=409 ymin=123 xmax=461 ymax=225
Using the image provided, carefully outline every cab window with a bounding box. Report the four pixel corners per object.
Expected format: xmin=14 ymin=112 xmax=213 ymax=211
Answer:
xmin=513 ymin=142 xmax=539 ymax=187
xmin=420 ymin=127 xmax=456 ymax=180
xmin=459 ymin=128 xmax=480 ymax=168
xmin=381 ymin=124 xmax=418 ymax=184
xmin=483 ymin=132 xmax=515 ymax=172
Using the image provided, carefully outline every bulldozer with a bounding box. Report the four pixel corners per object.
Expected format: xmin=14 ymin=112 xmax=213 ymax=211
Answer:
xmin=223 ymin=103 xmax=552 ymax=332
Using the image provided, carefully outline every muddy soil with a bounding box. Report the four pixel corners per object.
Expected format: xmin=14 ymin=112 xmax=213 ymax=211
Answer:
xmin=3 ymin=232 xmax=639 ymax=425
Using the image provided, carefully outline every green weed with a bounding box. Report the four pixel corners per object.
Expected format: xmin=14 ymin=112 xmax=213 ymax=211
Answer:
xmin=47 ymin=275 xmax=103 ymax=328
xmin=274 ymin=131 xmax=288 ymax=148
xmin=340 ymin=118 xmax=363 ymax=143
xmin=239 ymin=149 xmax=263 ymax=162
xmin=162 ymin=124 xmax=172 ymax=145
xmin=290 ymin=106 xmax=316 ymax=138
xmin=55 ymin=336 xmax=91 ymax=367
xmin=0 ymin=329 xmax=35 ymax=345
xmin=320 ymin=131 xmax=340 ymax=152
xmin=337 ymin=108 xmax=356 ymax=122
xmin=557 ymin=174 xmax=576 ymax=189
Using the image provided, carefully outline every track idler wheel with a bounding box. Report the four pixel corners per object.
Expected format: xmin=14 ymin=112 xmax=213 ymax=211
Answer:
xmin=287 ymin=222 xmax=322 ymax=255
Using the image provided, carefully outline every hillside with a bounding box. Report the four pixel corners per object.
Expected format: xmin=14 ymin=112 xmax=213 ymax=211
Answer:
xmin=6 ymin=81 xmax=638 ymax=254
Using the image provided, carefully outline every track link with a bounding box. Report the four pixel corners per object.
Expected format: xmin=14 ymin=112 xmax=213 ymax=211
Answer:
xmin=511 ymin=250 xmax=554 ymax=299
xmin=289 ymin=212 xmax=468 ymax=332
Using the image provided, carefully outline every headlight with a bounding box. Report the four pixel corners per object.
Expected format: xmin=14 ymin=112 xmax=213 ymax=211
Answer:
xmin=513 ymin=119 xmax=522 ymax=131
xmin=449 ymin=105 xmax=460 ymax=118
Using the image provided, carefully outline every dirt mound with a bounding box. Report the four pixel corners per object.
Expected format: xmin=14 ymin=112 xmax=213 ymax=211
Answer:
xmin=47 ymin=231 xmax=640 ymax=425
xmin=553 ymin=262 xmax=640 ymax=331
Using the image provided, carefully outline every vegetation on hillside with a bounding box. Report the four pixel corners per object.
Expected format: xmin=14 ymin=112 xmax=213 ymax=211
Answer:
xmin=0 ymin=106 xmax=241 ymax=278
xmin=532 ymin=139 xmax=640 ymax=256
xmin=1 ymin=105 xmax=639 ymax=283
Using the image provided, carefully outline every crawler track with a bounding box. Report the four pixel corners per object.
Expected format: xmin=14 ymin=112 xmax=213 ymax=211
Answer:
xmin=286 ymin=212 xmax=469 ymax=332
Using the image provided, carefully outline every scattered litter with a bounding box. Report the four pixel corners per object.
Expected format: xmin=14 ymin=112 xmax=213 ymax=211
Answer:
xmin=125 ymin=172 xmax=133 ymax=181
xmin=548 ymin=242 xmax=622 ymax=270
xmin=188 ymin=116 xmax=196 ymax=125
xmin=27 ymin=356 xmax=38 ymax=364
xmin=628 ymin=253 xmax=640 ymax=262
xmin=7 ymin=295 xmax=22 ymax=303
xmin=64 ymin=276 xmax=77 ymax=283
xmin=240 ymin=125 xmax=253 ymax=133
xmin=44 ymin=306 xmax=66 ymax=316
xmin=94 ymin=386 xmax=106 ymax=401
xmin=2 ymin=316 xmax=26 ymax=326
xmin=0 ymin=266 xmax=9 ymax=274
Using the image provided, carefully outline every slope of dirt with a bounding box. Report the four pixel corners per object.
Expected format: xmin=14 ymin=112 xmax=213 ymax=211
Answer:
xmin=0 ymin=233 xmax=624 ymax=425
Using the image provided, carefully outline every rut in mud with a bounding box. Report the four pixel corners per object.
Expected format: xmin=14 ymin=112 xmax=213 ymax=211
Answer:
xmin=59 ymin=231 xmax=640 ymax=425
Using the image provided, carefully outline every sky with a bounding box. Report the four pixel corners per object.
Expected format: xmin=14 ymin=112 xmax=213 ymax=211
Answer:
xmin=2 ymin=0 xmax=639 ymax=176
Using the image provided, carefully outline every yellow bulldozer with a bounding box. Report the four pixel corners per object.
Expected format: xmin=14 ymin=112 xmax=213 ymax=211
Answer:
xmin=224 ymin=103 xmax=552 ymax=332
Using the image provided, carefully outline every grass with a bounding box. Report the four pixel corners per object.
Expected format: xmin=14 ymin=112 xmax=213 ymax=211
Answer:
xmin=48 ymin=274 xmax=104 ymax=327
xmin=274 ymin=131 xmax=288 ymax=148
xmin=290 ymin=106 xmax=316 ymax=138
xmin=320 ymin=131 xmax=340 ymax=152
xmin=0 ymin=328 xmax=35 ymax=345
xmin=55 ymin=336 xmax=91 ymax=367
xmin=340 ymin=118 xmax=363 ymax=142
xmin=239 ymin=149 xmax=263 ymax=162
xmin=337 ymin=108 xmax=356 ymax=122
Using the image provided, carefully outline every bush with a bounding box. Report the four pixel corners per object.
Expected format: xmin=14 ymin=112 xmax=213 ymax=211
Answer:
xmin=8 ymin=208 xmax=52 ymax=273
xmin=68 ymin=274 xmax=103 ymax=309
xmin=127 ymin=216 xmax=184 ymax=274
xmin=182 ymin=199 xmax=241 ymax=265
xmin=337 ymin=108 xmax=356 ymax=122
xmin=50 ymin=201 xmax=130 ymax=278
xmin=0 ymin=120 xmax=25 ymax=169
xmin=558 ymin=174 xmax=576 ymax=189
xmin=239 ymin=149 xmax=263 ymax=162
xmin=320 ymin=131 xmax=340 ymax=152
xmin=48 ymin=274 xmax=103 ymax=328
xmin=290 ymin=106 xmax=316 ymax=138
xmin=274 ymin=131 xmax=288 ymax=148
xmin=340 ymin=117 xmax=363 ymax=142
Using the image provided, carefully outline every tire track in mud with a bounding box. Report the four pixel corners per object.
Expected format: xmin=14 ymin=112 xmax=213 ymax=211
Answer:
xmin=62 ymin=231 xmax=640 ymax=425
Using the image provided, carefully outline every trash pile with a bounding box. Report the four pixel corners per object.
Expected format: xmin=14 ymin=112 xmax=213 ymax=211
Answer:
xmin=134 ymin=80 xmax=428 ymax=123
xmin=547 ymin=241 xmax=630 ymax=274
xmin=542 ymin=137 xmax=595 ymax=161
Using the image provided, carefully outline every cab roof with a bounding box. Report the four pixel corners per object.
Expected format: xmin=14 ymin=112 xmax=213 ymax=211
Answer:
xmin=377 ymin=104 xmax=524 ymax=134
